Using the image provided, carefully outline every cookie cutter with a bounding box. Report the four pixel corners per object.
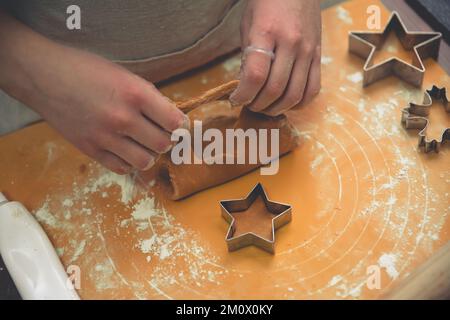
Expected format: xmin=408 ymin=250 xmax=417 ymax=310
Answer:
xmin=349 ymin=11 xmax=442 ymax=87
xmin=401 ymin=85 xmax=449 ymax=153
xmin=220 ymin=183 xmax=292 ymax=254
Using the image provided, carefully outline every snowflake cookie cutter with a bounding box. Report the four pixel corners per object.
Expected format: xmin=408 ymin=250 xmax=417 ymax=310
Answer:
xmin=401 ymin=86 xmax=449 ymax=153
xmin=220 ymin=183 xmax=292 ymax=254
xmin=349 ymin=11 xmax=442 ymax=87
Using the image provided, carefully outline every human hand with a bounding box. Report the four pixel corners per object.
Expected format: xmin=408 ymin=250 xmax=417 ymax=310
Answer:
xmin=0 ymin=28 xmax=189 ymax=175
xmin=230 ymin=0 xmax=321 ymax=116
xmin=39 ymin=48 xmax=189 ymax=174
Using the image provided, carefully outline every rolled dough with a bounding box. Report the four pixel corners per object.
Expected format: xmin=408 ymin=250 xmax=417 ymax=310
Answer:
xmin=155 ymin=81 xmax=300 ymax=200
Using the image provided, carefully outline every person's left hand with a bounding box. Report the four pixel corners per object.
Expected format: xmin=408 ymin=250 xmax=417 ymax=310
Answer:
xmin=230 ymin=0 xmax=321 ymax=116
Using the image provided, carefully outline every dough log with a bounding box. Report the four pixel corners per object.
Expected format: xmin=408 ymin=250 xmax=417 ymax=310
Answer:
xmin=155 ymin=81 xmax=300 ymax=200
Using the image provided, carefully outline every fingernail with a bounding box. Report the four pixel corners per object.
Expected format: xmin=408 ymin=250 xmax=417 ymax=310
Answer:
xmin=229 ymin=92 xmax=241 ymax=107
xmin=162 ymin=143 xmax=173 ymax=154
xmin=142 ymin=156 xmax=156 ymax=171
xmin=179 ymin=114 xmax=190 ymax=131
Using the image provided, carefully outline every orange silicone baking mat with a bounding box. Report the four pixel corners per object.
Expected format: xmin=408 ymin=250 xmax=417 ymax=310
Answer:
xmin=0 ymin=0 xmax=448 ymax=299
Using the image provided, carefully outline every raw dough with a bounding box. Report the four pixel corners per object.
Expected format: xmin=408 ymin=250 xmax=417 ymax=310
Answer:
xmin=155 ymin=81 xmax=300 ymax=200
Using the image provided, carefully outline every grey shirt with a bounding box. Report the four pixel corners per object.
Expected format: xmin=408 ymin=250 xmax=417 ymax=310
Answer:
xmin=0 ymin=0 xmax=244 ymax=134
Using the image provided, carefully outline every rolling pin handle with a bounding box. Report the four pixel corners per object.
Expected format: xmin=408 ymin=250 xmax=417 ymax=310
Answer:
xmin=0 ymin=192 xmax=8 ymax=204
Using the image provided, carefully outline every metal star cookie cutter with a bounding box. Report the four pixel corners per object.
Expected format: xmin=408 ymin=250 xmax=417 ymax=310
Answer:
xmin=349 ymin=11 xmax=442 ymax=87
xmin=220 ymin=183 xmax=292 ymax=254
xmin=401 ymin=86 xmax=449 ymax=153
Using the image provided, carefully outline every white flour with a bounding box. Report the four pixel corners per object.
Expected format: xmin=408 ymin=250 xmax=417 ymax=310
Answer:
xmin=321 ymin=56 xmax=333 ymax=65
xmin=378 ymin=253 xmax=399 ymax=279
xmin=346 ymin=72 xmax=363 ymax=83
xmin=336 ymin=6 xmax=353 ymax=24
xmin=32 ymin=165 xmax=223 ymax=299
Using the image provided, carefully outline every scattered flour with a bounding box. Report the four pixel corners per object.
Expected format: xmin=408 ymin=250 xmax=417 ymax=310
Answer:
xmin=139 ymin=235 xmax=157 ymax=254
xmin=373 ymin=102 xmax=396 ymax=118
xmin=357 ymin=99 xmax=366 ymax=113
xmin=326 ymin=106 xmax=345 ymax=125
xmin=355 ymin=200 xmax=381 ymax=219
xmin=35 ymin=200 xmax=60 ymax=228
xmin=386 ymin=195 xmax=397 ymax=206
xmin=45 ymin=142 xmax=57 ymax=163
xmin=131 ymin=197 xmax=161 ymax=221
xmin=222 ymin=55 xmax=241 ymax=73
xmin=346 ymin=72 xmax=363 ymax=83
xmin=91 ymin=261 xmax=119 ymax=291
xmin=321 ymin=56 xmax=333 ymax=65
xmin=69 ymin=239 xmax=86 ymax=264
xmin=328 ymin=275 xmax=343 ymax=286
xmin=81 ymin=208 xmax=92 ymax=215
xmin=310 ymin=154 xmax=324 ymax=170
xmin=31 ymin=164 xmax=223 ymax=299
xmin=89 ymin=171 xmax=136 ymax=204
xmin=378 ymin=253 xmax=399 ymax=280
xmin=56 ymin=247 xmax=65 ymax=257
xmin=200 ymin=76 xmax=209 ymax=85
xmin=335 ymin=280 xmax=365 ymax=298
xmin=336 ymin=6 xmax=353 ymax=25
xmin=62 ymin=198 xmax=74 ymax=208
xmin=159 ymin=244 xmax=172 ymax=260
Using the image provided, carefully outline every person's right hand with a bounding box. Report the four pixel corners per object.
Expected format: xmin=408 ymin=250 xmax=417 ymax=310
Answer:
xmin=39 ymin=48 xmax=189 ymax=174
xmin=34 ymin=47 xmax=189 ymax=174
xmin=0 ymin=8 xmax=189 ymax=176
xmin=0 ymin=8 xmax=189 ymax=175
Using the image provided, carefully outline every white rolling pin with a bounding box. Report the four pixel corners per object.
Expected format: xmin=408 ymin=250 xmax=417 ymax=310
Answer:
xmin=0 ymin=192 xmax=80 ymax=300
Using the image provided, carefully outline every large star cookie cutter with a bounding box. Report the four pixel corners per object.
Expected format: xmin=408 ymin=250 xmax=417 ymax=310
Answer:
xmin=349 ymin=11 xmax=442 ymax=87
xmin=401 ymin=86 xmax=449 ymax=153
xmin=220 ymin=183 xmax=292 ymax=254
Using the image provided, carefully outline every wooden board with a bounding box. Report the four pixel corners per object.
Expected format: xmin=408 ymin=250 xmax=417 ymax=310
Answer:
xmin=0 ymin=0 xmax=448 ymax=299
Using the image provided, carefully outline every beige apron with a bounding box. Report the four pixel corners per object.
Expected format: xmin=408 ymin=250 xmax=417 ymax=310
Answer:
xmin=0 ymin=0 xmax=245 ymax=135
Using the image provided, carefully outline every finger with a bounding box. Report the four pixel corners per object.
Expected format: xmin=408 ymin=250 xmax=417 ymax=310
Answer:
xmin=247 ymin=45 xmax=296 ymax=112
xmin=96 ymin=150 xmax=132 ymax=175
xmin=240 ymin=11 xmax=252 ymax=49
xmin=263 ymin=46 xmax=315 ymax=116
xmin=229 ymin=37 xmax=274 ymax=106
xmin=139 ymin=83 xmax=189 ymax=132
xmin=294 ymin=47 xmax=321 ymax=108
xmin=105 ymin=135 xmax=156 ymax=171
xmin=125 ymin=115 xmax=173 ymax=154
